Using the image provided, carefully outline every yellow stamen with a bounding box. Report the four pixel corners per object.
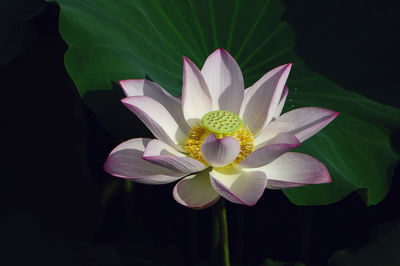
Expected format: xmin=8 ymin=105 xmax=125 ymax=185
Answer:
xmin=185 ymin=125 xmax=209 ymax=164
xmin=185 ymin=111 xmax=254 ymax=165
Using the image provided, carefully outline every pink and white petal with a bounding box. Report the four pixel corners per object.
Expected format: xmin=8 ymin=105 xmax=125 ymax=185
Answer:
xmin=119 ymin=79 xmax=190 ymax=133
xmin=182 ymin=57 xmax=212 ymax=126
xmin=201 ymin=49 xmax=244 ymax=113
xmin=255 ymin=107 xmax=339 ymax=147
xmin=274 ymin=85 xmax=289 ymax=119
xmin=201 ymin=134 xmax=240 ymax=167
xmin=173 ymin=171 xmax=220 ymax=209
xmin=257 ymin=152 xmax=331 ymax=184
xmin=266 ymin=179 xmax=307 ymax=190
xmin=143 ymin=139 xmax=206 ymax=173
xmin=210 ymin=166 xmax=267 ymax=206
xmin=104 ymin=138 xmax=185 ymax=184
xmin=121 ymin=96 xmax=186 ymax=151
xmin=240 ymin=132 xmax=300 ymax=168
xmin=240 ymin=64 xmax=292 ymax=135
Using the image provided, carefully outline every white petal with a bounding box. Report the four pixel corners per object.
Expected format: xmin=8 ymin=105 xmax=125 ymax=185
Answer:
xmin=120 ymin=79 xmax=190 ymax=133
xmin=255 ymin=107 xmax=339 ymax=147
xmin=182 ymin=56 xmax=212 ymax=126
xmin=173 ymin=171 xmax=220 ymax=209
xmin=121 ymin=96 xmax=186 ymax=151
xmin=200 ymin=134 xmax=240 ymax=167
xmin=210 ymin=166 xmax=267 ymax=206
xmin=240 ymin=64 xmax=292 ymax=135
xmin=201 ymin=48 xmax=244 ymax=113
xmin=240 ymin=133 xmax=300 ymax=168
xmin=256 ymin=152 xmax=331 ymax=184
xmin=104 ymin=138 xmax=185 ymax=184
xmin=274 ymin=85 xmax=289 ymax=119
xmin=143 ymin=139 xmax=206 ymax=173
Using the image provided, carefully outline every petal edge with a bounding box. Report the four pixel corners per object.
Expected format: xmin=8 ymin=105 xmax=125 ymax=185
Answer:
xmin=173 ymin=171 xmax=220 ymax=209
xmin=201 ymin=134 xmax=240 ymax=167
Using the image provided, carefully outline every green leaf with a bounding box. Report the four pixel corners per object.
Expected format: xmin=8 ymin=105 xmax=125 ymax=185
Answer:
xmin=327 ymin=221 xmax=400 ymax=266
xmin=52 ymin=0 xmax=399 ymax=205
xmin=283 ymin=70 xmax=399 ymax=206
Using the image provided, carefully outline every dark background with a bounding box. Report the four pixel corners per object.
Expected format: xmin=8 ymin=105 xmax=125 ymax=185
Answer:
xmin=1 ymin=1 xmax=399 ymax=265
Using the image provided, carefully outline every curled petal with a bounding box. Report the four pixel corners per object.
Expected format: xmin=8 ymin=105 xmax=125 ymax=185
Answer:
xmin=240 ymin=132 xmax=300 ymax=168
xmin=173 ymin=170 xmax=220 ymax=209
xmin=143 ymin=139 xmax=206 ymax=173
xmin=182 ymin=57 xmax=212 ymax=126
xmin=104 ymin=138 xmax=185 ymax=184
xmin=257 ymin=152 xmax=331 ymax=185
xmin=240 ymin=64 xmax=292 ymax=134
xmin=255 ymin=107 xmax=339 ymax=147
xmin=201 ymin=48 xmax=244 ymax=113
xmin=210 ymin=166 xmax=267 ymax=206
xmin=120 ymin=79 xmax=190 ymax=133
xmin=274 ymin=85 xmax=289 ymax=119
xmin=121 ymin=96 xmax=186 ymax=151
xmin=201 ymin=134 xmax=240 ymax=167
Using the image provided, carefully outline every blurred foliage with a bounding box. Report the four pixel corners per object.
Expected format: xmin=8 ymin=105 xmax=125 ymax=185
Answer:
xmin=261 ymin=258 xmax=305 ymax=266
xmin=0 ymin=0 xmax=45 ymax=65
xmin=328 ymin=221 xmax=400 ymax=266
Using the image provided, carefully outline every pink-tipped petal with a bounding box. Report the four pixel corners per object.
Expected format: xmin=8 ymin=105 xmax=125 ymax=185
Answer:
xmin=240 ymin=132 xmax=300 ymax=168
xmin=182 ymin=57 xmax=212 ymax=126
xmin=240 ymin=64 xmax=292 ymax=135
xmin=104 ymin=138 xmax=185 ymax=184
xmin=255 ymin=107 xmax=339 ymax=147
xmin=274 ymin=85 xmax=289 ymax=119
xmin=201 ymin=134 xmax=240 ymax=167
xmin=173 ymin=170 xmax=220 ymax=209
xmin=201 ymin=48 xmax=244 ymax=113
xmin=143 ymin=139 xmax=206 ymax=173
xmin=121 ymin=96 xmax=186 ymax=151
xmin=119 ymin=79 xmax=190 ymax=133
xmin=210 ymin=166 xmax=267 ymax=206
xmin=258 ymin=152 xmax=331 ymax=184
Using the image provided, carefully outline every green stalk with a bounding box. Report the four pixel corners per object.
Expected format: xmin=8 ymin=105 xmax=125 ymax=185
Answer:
xmin=212 ymin=204 xmax=220 ymax=260
xmin=218 ymin=199 xmax=231 ymax=266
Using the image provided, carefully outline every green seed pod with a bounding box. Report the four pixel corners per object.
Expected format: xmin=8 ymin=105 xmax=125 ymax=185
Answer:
xmin=201 ymin=110 xmax=243 ymax=136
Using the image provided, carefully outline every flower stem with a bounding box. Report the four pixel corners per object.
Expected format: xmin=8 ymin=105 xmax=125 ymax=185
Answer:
xmin=212 ymin=205 xmax=220 ymax=260
xmin=218 ymin=199 xmax=231 ymax=266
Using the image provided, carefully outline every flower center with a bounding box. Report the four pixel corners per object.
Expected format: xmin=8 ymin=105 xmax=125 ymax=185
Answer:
xmin=201 ymin=110 xmax=242 ymax=138
xmin=185 ymin=110 xmax=254 ymax=165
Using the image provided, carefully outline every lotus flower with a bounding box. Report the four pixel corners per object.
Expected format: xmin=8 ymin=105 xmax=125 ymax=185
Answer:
xmin=104 ymin=48 xmax=338 ymax=209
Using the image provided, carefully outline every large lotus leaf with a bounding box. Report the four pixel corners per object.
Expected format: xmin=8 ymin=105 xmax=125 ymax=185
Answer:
xmin=52 ymin=0 xmax=400 ymax=205
xmin=282 ymin=67 xmax=399 ymax=205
